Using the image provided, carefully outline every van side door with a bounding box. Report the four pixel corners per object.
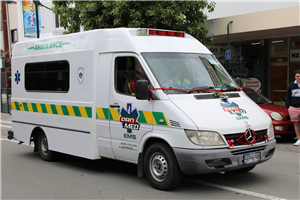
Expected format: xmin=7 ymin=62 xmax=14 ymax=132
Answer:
xmin=109 ymin=53 xmax=154 ymax=162
xmin=96 ymin=53 xmax=115 ymax=158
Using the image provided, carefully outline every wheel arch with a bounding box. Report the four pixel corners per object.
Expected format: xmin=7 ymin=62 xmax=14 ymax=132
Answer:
xmin=30 ymin=126 xmax=45 ymax=152
xmin=137 ymin=136 xmax=175 ymax=178
xmin=142 ymin=137 xmax=172 ymax=153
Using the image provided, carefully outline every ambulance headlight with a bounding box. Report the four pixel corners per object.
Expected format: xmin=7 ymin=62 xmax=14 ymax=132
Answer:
xmin=270 ymin=112 xmax=282 ymax=121
xmin=185 ymin=130 xmax=225 ymax=146
xmin=268 ymin=123 xmax=274 ymax=139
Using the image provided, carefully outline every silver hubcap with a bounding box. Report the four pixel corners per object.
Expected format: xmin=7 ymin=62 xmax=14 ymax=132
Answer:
xmin=41 ymin=136 xmax=49 ymax=155
xmin=149 ymin=153 xmax=168 ymax=182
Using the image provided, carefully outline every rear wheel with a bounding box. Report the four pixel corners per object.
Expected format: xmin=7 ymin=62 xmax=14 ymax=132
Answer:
xmin=144 ymin=142 xmax=182 ymax=190
xmin=37 ymin=133 xmax=57 ymax=161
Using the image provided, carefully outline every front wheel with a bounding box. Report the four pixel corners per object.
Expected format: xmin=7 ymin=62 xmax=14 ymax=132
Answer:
xmin=144 ymin=142 xmax=183 ymax=190
xmin=37 ymin=133 xmax=57 ymax=161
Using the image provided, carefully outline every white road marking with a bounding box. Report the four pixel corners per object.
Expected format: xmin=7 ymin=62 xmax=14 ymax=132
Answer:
xmin=185 ymin=178 xmax=287 ymax=200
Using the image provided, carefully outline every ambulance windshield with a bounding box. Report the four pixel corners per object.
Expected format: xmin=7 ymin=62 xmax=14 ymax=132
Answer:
xmin=142 ymin=53 xmax=238 ymax=93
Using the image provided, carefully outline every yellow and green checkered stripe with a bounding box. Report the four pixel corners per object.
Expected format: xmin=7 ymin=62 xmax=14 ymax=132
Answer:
xmin=11 ymin=102 xmax=169 ymax=126
xmin=96 ymin=108 xmax=169 ymax=126
xmin=11 ymin=101 xmax=92 ymax=118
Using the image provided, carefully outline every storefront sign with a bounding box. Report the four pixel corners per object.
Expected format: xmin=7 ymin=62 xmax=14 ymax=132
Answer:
xmin=244 ymin=78 xmax=261 ymax=91
xmin=290 ymin=49 xmax=300 ymax=62
xmin=210 ymin=46 xmax=233 ymax=56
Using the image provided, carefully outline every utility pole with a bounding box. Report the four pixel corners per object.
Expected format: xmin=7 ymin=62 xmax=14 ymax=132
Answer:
xmin=33 ymin=0 xmax=50 ymax=38
xmin=1 ymin=0 xmax=11 ymax=87
xmin=1 ymin=1 xmax=10 ymax=58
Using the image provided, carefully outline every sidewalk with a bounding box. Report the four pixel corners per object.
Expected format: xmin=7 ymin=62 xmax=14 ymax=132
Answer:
xmin=1 ymin=93 xmax=11 ymax=113
xmin=1 ymin=113 xmax=11 ymax=121
xmin=1 ymin=113 xmax=11 ymax=138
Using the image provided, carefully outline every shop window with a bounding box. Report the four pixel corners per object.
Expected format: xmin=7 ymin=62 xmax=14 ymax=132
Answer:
xmin=270 ymin=38 xmax=288 ymax=62
xmin=55 ymin=14 xmax=62 ymax=28
xmin=11 ymin=29 xmax=18 ymax=43
xmin=289 ymin=36 xmax=300 ymax=85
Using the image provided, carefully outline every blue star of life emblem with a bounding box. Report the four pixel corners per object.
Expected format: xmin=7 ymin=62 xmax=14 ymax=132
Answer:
xmin=15 ymin=70 xmax=20 ymax=84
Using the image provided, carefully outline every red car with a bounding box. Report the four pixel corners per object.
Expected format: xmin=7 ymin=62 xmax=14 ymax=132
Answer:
xmin=242 ymin=87 xmax=296 ymax=140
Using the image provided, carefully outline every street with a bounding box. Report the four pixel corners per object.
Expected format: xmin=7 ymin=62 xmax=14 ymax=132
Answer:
xmin=1 ymin=113 xmax=299 ymax=200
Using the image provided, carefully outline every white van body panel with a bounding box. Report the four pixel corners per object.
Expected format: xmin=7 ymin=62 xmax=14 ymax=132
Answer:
xmin=95 ymin=53 xmax=114 ymax=159
xmin=10 ymin=28 xmax=275 ymax=178
xmin=168 ymin=92 xmax=272 ymax=134
xmin=13 ymin=28 xmax=211 ymax=58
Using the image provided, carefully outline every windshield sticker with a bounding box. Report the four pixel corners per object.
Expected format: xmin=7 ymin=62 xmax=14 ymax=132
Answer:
xmin=15 ymin=70 xmax=21 ymax=84
xmin=27 ymin=41 xmax=71 ymax=51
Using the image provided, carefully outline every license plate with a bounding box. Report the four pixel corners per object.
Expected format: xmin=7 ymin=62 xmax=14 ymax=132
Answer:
xmin=243 ymin=152 xmax=261 ymax=165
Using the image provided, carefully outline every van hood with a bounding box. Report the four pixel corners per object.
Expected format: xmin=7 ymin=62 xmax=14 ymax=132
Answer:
xmin=168 ymin=92 xmax=271 ymax=135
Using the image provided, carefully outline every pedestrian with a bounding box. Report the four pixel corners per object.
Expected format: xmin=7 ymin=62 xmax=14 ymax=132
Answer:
xmin=286 ymin=69 xmax=300 ymax=146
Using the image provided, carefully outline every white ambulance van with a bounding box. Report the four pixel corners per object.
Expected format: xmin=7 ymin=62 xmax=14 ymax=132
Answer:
xmin=8 ymin=28 xmax=276 ymax=190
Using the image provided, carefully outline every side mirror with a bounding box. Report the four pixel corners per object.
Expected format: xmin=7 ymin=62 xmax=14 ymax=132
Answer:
xmin=136 ymin=80 xmax=149 ymax=100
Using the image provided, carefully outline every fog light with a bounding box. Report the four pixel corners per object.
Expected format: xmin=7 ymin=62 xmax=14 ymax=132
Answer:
xmin=275 ymin=126 xmax=283 ymax=131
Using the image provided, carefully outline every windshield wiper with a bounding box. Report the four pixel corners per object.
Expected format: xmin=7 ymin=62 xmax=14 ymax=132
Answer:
xmin=222 ymin=86 xmax=238 ymax=91
xmin=187 ymin=86 xmax=215 ymax=94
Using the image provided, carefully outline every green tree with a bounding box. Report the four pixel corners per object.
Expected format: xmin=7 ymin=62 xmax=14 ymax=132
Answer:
xmin=52 ymin=0 xmax=215 ymax=47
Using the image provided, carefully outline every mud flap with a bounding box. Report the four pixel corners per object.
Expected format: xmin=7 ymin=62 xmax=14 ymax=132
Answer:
xmin=137 ymin=152 xmax=144 ymax=177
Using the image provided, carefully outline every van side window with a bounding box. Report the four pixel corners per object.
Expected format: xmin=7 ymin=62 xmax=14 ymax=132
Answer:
xmin=115 ymin=57 xmax=148 ymax=96
xmin=25 ymin=60 xmax=69 ymax=92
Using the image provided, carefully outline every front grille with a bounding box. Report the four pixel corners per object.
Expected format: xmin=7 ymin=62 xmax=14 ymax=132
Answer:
xmin=224 ymin=129 xmax=267 ymax=147
xmin=286 ymin=116 xmax=291 ymax=121
xmin=230 ymin=145 xmax=267 ymax=155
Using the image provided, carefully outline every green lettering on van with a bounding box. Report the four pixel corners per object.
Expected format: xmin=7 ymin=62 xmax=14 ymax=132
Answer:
xmin=29 ymin=41 xmax=70 ymax=51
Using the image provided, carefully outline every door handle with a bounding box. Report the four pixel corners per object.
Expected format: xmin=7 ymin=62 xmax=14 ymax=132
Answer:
xmin=110 ymin=104 xmax=120 ymax=108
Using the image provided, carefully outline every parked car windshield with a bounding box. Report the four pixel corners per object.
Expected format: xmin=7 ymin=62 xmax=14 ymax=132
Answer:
xmin=242 ymin=88 xmax=273 ymax=104
xmin=142 ymin=53 xmax=238 ymax=93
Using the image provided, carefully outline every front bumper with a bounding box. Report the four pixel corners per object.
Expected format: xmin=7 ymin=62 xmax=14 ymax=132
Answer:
xmin=173 ymin=138 xmax=276 ymax=174
xmin=273 ymin=121 xmax=295 ymax=135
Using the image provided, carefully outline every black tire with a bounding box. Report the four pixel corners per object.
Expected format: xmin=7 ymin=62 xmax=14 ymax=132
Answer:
xmin=280 ymin=133 xmax=296 ymax=141
xmin=232 ymin=165 xmax=256 ymax=173
xmin=37 ymin=133 xmax=57 ymax=161
xmin=144 ymin=142 xmax=183 ymax=190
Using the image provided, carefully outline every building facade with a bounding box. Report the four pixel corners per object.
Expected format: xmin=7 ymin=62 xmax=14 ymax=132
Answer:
xmin=2 ymin=0 xmax=300 ymax=104
xmin=205 ymin=0 xmax=300 ymax=103
xmin=1 ymin=1 xmax=18 ymax=87
xmin=1 ymin=0 xmax=64 ymax=87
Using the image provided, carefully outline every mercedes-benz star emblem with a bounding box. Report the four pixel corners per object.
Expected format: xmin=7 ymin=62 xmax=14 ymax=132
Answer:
xmin=245 ymin=121 xmax=254 ymax=143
